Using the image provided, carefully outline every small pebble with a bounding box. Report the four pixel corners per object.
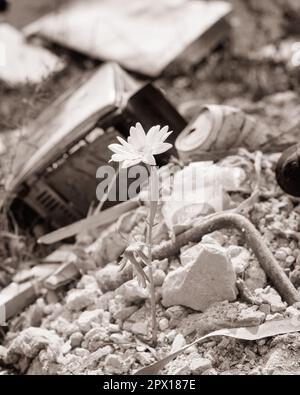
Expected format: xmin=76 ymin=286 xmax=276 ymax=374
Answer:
xmin=275 ymin=250 xmax=287 ymax=261
xmin=70 ymin=332 xmax=84 ymax=348
xmin=158 ymin=318 xmax=169 ymax=331
xmin=171 ymin=334 xmax=186 ymax=353
xmin=285 ymin=256 xmax=295 ymax=267
xmin=190 ymin=357 xmax=212 ymax=374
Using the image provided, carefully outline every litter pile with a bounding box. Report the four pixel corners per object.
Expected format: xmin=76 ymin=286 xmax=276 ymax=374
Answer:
xmin=1 ymin=151 xmax=300 ymax=375
xmin=1 ymin=0 xmax=300 ymax=376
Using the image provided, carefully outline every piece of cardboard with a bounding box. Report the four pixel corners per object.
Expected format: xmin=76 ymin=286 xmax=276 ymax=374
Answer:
xmin=25 ymin=0 xmax=232 ymax=77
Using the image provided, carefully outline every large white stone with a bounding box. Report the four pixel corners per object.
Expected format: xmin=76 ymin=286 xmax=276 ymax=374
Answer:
xmin=162 ymin=243 xmax=237 ymax=311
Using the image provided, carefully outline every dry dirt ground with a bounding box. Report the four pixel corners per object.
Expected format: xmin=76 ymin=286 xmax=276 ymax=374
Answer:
xmin=1 ymin=0 xmax=300 ymax=375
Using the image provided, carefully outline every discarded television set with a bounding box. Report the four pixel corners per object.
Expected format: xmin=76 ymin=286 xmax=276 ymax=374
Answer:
xmin=6 ymin=63 xmax=187 ymax=231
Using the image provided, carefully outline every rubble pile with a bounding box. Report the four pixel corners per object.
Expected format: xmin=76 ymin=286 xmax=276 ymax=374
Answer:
xmin=1 ymin=0 xmax=300 ymax=377
xmin=0 ymin=152 xmax=300 ymax=375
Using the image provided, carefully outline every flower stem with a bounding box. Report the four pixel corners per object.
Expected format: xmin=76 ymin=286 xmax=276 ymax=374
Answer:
xmin=147 ymin=165 xmax=159 ymax=345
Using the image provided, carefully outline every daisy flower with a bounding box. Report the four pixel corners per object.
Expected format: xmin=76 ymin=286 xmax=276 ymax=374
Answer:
xmin=108 ymin=123 xmax=173 ymax=168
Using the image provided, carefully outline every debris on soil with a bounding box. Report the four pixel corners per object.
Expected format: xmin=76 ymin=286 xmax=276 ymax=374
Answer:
xmin=1 ymin=151 xmax=300 ymax=375
xmin=1 ymin=0 xmax=300 ymax=377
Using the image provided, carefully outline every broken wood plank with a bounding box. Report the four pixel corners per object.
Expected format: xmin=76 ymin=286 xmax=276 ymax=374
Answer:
xmin=38 ymin=198 xmax=139 ymax=245
xmin=44 ymin=261 xmax=80 ymax=290
xmin=0 ymin=264 xmax=58 ymax=323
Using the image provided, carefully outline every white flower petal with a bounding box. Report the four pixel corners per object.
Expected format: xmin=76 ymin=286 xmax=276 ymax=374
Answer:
xmin=110 ymin=153 xmax=127 ymax=162
xmin=146 ymin=125 xmax=161 ymax=145
xmin=128 ymin=123 xmax=146 ymax=149
xmin=121 ymin=158 xmax=142 ymax=169
xmin=116 ymin=136 xmax=128 ymax=146
xmin=116 ymin=136 xmax=137 ymax=153
xmin=143 ymin=152 xmax=156 ymax=166
xmin=156 ymin=126 xmax=169 ymax=143
xmin=108 ymin=143 xmax=128 ymax=154
xmin=160 ymin=130 xmax=173 ymax=143
xmin=152 ymin=143 xmax=173 ymax=155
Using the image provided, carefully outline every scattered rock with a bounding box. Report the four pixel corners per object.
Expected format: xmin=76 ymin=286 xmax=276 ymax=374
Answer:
xmin=166 ymin=306 xmax=188 ymax=328
xmin=177 ymin=302 xmax=267 ymax=338
xmin=153 ymin=269 xmax=166 ymax=286
xmin=202 ymin=368 xmax=218 ymax=375
xmin=66 ymin=289 xmax=98 ymax=312
xmin=285 ymin=306 xmax=300 ymax=320
xmin=275 ymin=249 xmax=288 ymax=261
xmin=83 ymin=327 xmax=109 ymax=352
xmin=115 ymin=279 xmax=149 ymax=304
xmin=162 ymin=243 xmax=237 ymax=311
xmin=49 ymin=317 xmax=79 ymax=337
xmin=0 ymin=346 xmax=8 ymax=362
xmin=190 ymin=357 xmax=212 ymax=375
xmin=95 ymin=263 xmax=132 ymax=293
xmin=96 ymin=291 xmax=115 ymax=311
xmin=113 ymin=305 xmax=139 ymax=322
xmin=136 ymin=352 xmax=155 ymax=366
xmin=171 ymin=334 xmax=186 ymax=353
xmin=237 ymin=308 xmax=265 ymax=326
xmin=245 ymin=263 xmax=267 ymax=291
xmin=28 ymin=299 xmax=45 ymax=327
xmin=227 ymin=246 xmax=250 ymax=275
xmin=259 ymin=304 xmax=271 ymax=315
xmin=263 ymin=347 xmax=300 ymax=375
xmin=93 ymin=230 xmax=127 ymax=268
xmin=6 ymin=328 xmax=62 ymax=364
xmin=77 ymin=275 xmax=99 ymax=291
xmin=61 ymin=340 xmax=72 ymax=355
xmin=110 ymin=333 xmax=131 ymax=344
xmin=74 ymin=348 xmax=90 ymax=358
xmin=105 ymin=354 xmax=127 ymax=374
xmin=108 ymin=324 xmax=120 ymax=333
xmin=69 ymin=332 xmax=84 ymax=348
xmin=285 ymin=256 xmax=295 ymax=268
xmin=76 ymin=309 xmax=104 ymax=333
xmin=129 ymin=322 xmax=149 ymax=336
xmin=166 ymin=329 xmax=177 ymax=343
xmin=125 ymin=322 xmax=149 ymax=337
xmin=255 ymin=287 xmax=287 ymax=313
xmin=290 ymin=267 xmax=300 ymax=288
xmin=266 ymin=313 xmax=284 ymax=321
xmin=158 ymin=318 xmax=169 ymax=331
xmin=153 ymin=259 xmax=169 ymax=273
